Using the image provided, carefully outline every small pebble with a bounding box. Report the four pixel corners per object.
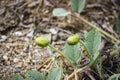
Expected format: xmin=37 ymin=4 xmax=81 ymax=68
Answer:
xmin=32 ymin=60 xmax=36 ymax=63
xmin=1 ymin=35 xmax=7 ymax=39
xmin=42 ymin=18 xmax=49 ymax=22
xmin=15 ymin=67 xmax=23 ymax=72
xmin=34 ymin=49 xmax=39 ymax=53
xmin=52 ymin=35 xmax=58 ymax=41
xmin=14 ymin=31 xmax=23 ymax=36
xmin=16 ymin=62 xmax=22 ymax=67
xmin=26 ymin=59 xmax=30 ymax=63
xmin=13 ymin=58 xmax=19 ymax=63
xmin=50 ymin=28 xmax=58 ymax=34
xmin=3 ymin=55 xmax=8 ymax=61
xmin=26 ymin=30 xmax=34 ymax=38
xmin=0 ymin=35 xmax=7 ymax=42
xmin=0 ymin=7 xmax=5 ymax=15
xmin=27 ymin=1 xmax=39 ymax=8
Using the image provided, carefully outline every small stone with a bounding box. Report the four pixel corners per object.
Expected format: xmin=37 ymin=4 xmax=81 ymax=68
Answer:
xmin=26 ymin=59 xmax=30 ymax=63
xmin=52 ymin=35 xmax=58 ymax=41
xmin=0 ymin=7 xmax=5 ymax=15
xmin=34 ymin=49 xmax=39 ymax=53
xmin=13 ymin=58 xmax=19 ymax=63
xmin=1 ymin=35 xmax=7 ymax=39
xmin=32 ymin=60 xmax=36 ymax=63
xmin=15 ymin=67 xmax=23 ymax=72
xmin=50 ymin=28 xmax=58 ymax=34
xmin=16 ymin=62 xmax=22 ymax=67
xmin=14 ymin=31 xmax=23 ymax=36
xmin=28 ymin=1 xmax=39 ymax=8
xmin=0 ymin=35 xmax=7 ymax=42
xmin=42 ymin=18 xmax=49 ymax=22
xmin=26 ymin=30 xmax=34 ymax=38
xmin=3 ymin=55 xmax=8 ymax=61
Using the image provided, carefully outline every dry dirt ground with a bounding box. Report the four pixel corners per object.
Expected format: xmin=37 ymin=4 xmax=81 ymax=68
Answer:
xmin=0 ymin=0 xmax=120 ymax=80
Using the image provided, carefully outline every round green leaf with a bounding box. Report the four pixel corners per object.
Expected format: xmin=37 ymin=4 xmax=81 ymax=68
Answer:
xmin=64 ymin=43 xmax=81 ymax=63
xmin=25 ymin=70 xmax=46 ymax=80
xmin=47 ymin=67 xmax=62 ymax=80
xmin=12 ymin=74 xmax=24 ymax=80
xmin=71 ymin=0 xmax=86 ymax=13
xmin=85 ymin=29 xmax=101 ymax=55
xmin=52 ymin=8 xmax=70 ymax=17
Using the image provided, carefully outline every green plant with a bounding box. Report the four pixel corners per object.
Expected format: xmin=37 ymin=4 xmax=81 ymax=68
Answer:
xmin=12 ymin=0 xmax=120 ymax=79
xmin=12 ymin=74 xmax=24 ymax=80
xmin=13 ymin=28 xmax=102 ymax=79
xmin=71 ymin=0 xmax=86 ymax=13
xmin=36 ymin=29 xmax=101 ymax=79
xmin=108 ymin=73 xmax=120 ymax=80
xmin=50 ymin=0 xmax=120 ymax=79
xmin=116 ymin=13 xmax=120 ymax=34
xmin=12 ymin=67 xmax=62 ymax=80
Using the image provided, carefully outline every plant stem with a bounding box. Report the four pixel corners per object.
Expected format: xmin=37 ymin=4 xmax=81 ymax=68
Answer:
xmin=74 ymin=13 xmax=120 ymax=44
xmin=84 ymin=70 xmax=96 ymax=80
xmin=79 ymin=40 xmax=92 ymax=60
xmin=48 ymin=44 xmax=76 ymax=69
xmin=90 ymin=52 xmax=100 ymax=67
xmin=68 ymin=66 xmax=89 ymax=79
xmin=74 ymin=69 xmax=78 ymax=80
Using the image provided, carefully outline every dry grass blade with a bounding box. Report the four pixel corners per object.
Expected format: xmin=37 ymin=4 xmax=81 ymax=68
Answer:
xmin=37 ymin=58 xmax=51 ymax=70
xmin=0 ymin=43 xmax=24 ymax=46
xmin=67 ymin=66 xmax=89 ymax=79
xmin=74 ymin=69 xmax=78 ymax=80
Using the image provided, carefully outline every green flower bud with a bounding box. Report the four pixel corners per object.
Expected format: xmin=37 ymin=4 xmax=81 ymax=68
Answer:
xmin=67 ymin=34 xmax=80 ymax=45
xmin=35 ymin=37 xmax=50 ymax=47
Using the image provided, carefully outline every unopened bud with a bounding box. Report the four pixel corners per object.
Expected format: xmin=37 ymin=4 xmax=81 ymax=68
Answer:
xmin=67 ymin=34 xmax=80 ymax=45
xmin=35 ymin=37 xmax=50 ymax=47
